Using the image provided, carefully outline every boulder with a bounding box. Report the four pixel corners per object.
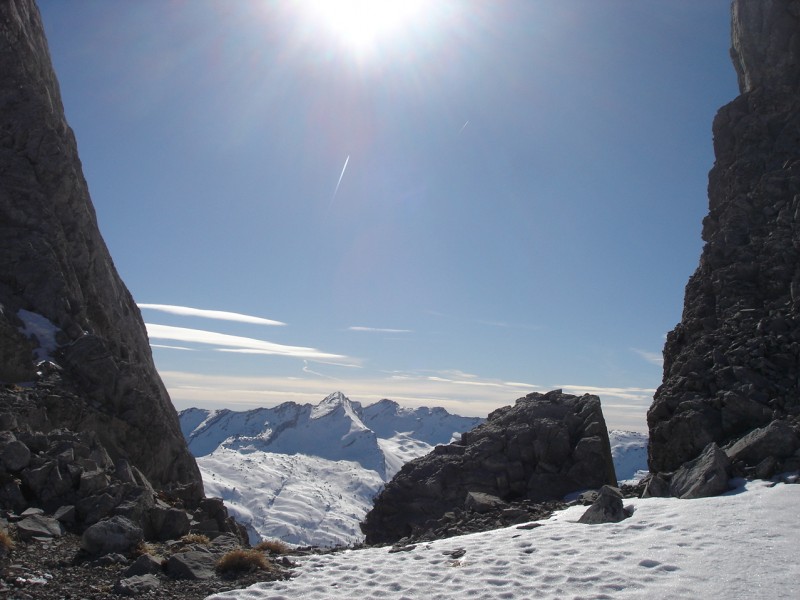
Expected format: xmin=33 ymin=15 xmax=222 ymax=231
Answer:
xmin=362 ymin=390 xmax=616 ymax=544
xmin=125 ymin=554 xmax=164 ymax=577
xmin=669 ymin=443 xmax=733 ymax=500
xmin=149 ymin=505 xmax=191 ymax=541
xmin=114 ymin=574 xmax=161 ymax=596
xmin=165 ymin=551 xmax=217 ymax=580
xmin=464 ymin=492 xmax=507 ymax=514
xmin=1 ymin=437 xmax=31 ymax=471
xmin=641 ymin=474 xmax=670 ymax=499
xmin=725 ymin=420 xmax=800 ymax=468
xmin=647 ymin=0 xmax=800 ymax=476
xmin=578 ymin=486 xmax=629 ymax=524
xmin=16 ymin=514 xmax=65 ymax=539
xmin=80 ymin=516 xmax=143 ymax=556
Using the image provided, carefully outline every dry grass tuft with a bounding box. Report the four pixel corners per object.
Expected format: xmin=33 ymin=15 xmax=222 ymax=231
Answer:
xmin=215 ymin=549 xmax=274 ymax=575
xmin=134 ymin=541 xmax=157 ymax=557
xmin=180 ymin=533 xmax=211 ymax=546
xmin=254 ymin=539 xmax=292 ymax=555
xmin=0 ymin=528 xmax=14 ymax=553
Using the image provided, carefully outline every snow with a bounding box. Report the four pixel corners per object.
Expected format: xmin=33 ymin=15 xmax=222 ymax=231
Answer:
xmin=207 ymin=479 xmax=800 ymax=600
xmin=16 ymin=309 xmax=60 ymax=362
xmin=608 ymin=430 xmax=649 ymax=482
xmin=182 ymin=395 xmax=649 ymax=548
xmin=200 ymin=447 xmax=383 ymax=547
xmin=181 ymin=393 xmax=482 ymax=546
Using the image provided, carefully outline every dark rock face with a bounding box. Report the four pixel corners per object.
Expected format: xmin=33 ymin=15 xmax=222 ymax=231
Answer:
xmin=361 ymin=390 xmax=617 ymax=545
xmin=668 ymin=443 xmax=733 ymax=500
xmin=0 ymin=0 xmax=200 ymax=492
xmin=0 ymin=424 xmax=247 ymax=545
xmin=648 ymin=0 xmax=800 ymax=475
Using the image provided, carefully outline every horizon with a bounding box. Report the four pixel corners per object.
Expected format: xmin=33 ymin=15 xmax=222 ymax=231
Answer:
xmin=38 ymin=1 xmax=739 ymax=432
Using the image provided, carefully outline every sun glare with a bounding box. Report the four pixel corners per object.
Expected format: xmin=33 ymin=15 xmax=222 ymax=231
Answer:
xmin=302 ymin=0 xmax=428 ymax=55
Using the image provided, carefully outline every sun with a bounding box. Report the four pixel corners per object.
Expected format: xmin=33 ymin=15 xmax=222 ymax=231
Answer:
xmin=300 ymin=0 xmax=428 ymax=55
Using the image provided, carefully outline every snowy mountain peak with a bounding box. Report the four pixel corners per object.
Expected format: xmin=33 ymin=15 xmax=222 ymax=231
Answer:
xmin=311 ymin=390 xmax=359 ymax=420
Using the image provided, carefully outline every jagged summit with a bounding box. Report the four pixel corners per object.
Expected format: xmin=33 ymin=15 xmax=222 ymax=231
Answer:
xmin=181 ymin=393 xmax=483 ymax=477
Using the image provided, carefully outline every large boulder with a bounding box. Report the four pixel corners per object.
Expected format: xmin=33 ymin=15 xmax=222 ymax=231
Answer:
xmin=361 ymin=390 xmax=616 ymax=544
xmin=648 ymin=0 xmax=800 ymax=477
xmin=0 ymin=0 xmax=201 ymax=496
xmin=81 ymin=516 xmax=143 ymax=557
xmin=669 ymin=443 xmax=733 ymax=500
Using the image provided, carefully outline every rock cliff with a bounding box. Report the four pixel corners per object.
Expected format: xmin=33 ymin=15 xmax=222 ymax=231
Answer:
xmin=648 ymin=0 xmax=800 ymax=475
xmin=0 ymin=0 xmax=201 ymax=494
xmin=361 ymin=390 xmax=616 ymax=545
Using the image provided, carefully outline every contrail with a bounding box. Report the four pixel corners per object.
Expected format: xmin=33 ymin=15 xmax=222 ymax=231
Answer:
xmin=459 ymin=120 xmax=469 ymax=133
xmin=330 ymin=154 xmax=350 ymax=208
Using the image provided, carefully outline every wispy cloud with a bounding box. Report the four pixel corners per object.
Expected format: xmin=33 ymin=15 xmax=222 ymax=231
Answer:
xmin=145 ymin=323 xmax=346 ymax=361
xmin=348 ymin=326 xmax=413 ymax=334
xmin=139 ymin=304 xmax=286 ymax=326
xmin=631 ymin=348 xmax=664 ymax=367
xmin=151 ymin=344 xmax=195 ymax=351
xmin=556 ymin=384 xmax=656 ymax=404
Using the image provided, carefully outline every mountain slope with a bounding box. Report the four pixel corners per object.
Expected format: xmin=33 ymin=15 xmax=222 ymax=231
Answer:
xmin=181 ymin=394 xmax=649 ymax=546
xmin=179 ymin=392 xmax=484 ymax=545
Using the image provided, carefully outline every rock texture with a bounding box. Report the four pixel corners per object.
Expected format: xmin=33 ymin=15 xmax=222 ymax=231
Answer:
xmin=361 ymin=390 xmax=617 ymax=545
xmin=648 ymin=0 xmax=800 ymax=477
xmin=0 ymin=0 xmax=200 ymax=492
xmin=0 ymin=421 xmax=247 ymax=545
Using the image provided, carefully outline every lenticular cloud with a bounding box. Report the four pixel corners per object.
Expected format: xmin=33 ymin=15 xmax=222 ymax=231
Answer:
xmin=138 ymin=303 xmax=286 ymax=326
xmin=145 ymin=323 xmax=344 ymax=360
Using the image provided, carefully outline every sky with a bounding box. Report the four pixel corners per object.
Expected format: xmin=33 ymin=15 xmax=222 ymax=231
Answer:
xmin=38 ymin=1 xmax=739 ymax=430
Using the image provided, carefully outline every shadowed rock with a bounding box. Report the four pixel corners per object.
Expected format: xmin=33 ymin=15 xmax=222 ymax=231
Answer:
xmin=648 ymin=0 xmax=800 ymax=478
xmin=362 ymin=390 xmax=616 ymax=545
xmin=578 ymin=486 xmax=629 ymax=524
xmin=0 ymin=0 xmax=200 ymax=495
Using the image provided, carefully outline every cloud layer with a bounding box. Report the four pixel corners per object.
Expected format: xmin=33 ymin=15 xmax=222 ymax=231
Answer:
xmin=139 ymin=303 xmax=286 ymax=326
xmin=145 ymin=323 xmax=345 ymax=360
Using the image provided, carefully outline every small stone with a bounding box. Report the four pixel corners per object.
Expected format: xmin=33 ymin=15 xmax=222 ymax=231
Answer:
xmin=114 ymin=574 xmax=161 ymax=596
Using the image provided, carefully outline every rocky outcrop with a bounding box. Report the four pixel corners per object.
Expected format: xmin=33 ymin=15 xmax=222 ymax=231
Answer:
xmin=0 ymin=422 xmax=246 ymax=545
xmin=0 ymin=0 xmax=200 ymax=492
xmin=648 ymin=0 xmax=800 ymax=478
xmin=361 ymin=390 xmax=617 ymax=545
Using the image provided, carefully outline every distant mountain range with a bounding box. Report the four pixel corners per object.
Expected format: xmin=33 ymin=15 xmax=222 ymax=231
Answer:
xmin=179 ymin=392 xmax=648 ymax=546
xmin=179 ymin=392 xmax=484 ymax=545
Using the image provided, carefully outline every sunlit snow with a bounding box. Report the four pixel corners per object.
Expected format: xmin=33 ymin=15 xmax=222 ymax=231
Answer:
xmin=208 ymin=479 xmax=800 ymax=600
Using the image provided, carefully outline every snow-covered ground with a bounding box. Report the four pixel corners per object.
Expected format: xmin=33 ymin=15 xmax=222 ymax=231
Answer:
xmin=608 ymin=430 xmax=649 ymax=482
xmin=200 ymin=448 xmax=384 ymax=547
xmin=208 ymin=479 xmax=799 ymax=600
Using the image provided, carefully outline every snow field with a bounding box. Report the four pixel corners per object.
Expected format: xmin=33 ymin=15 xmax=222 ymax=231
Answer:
xmin=200 ymin=447 xmax=384 ymax=546
xmin=207 ymin=480 xmax=799 ymax=600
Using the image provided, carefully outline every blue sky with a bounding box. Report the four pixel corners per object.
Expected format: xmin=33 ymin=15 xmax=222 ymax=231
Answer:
xmin=39 ymin=1 xmax=738 ymax=430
